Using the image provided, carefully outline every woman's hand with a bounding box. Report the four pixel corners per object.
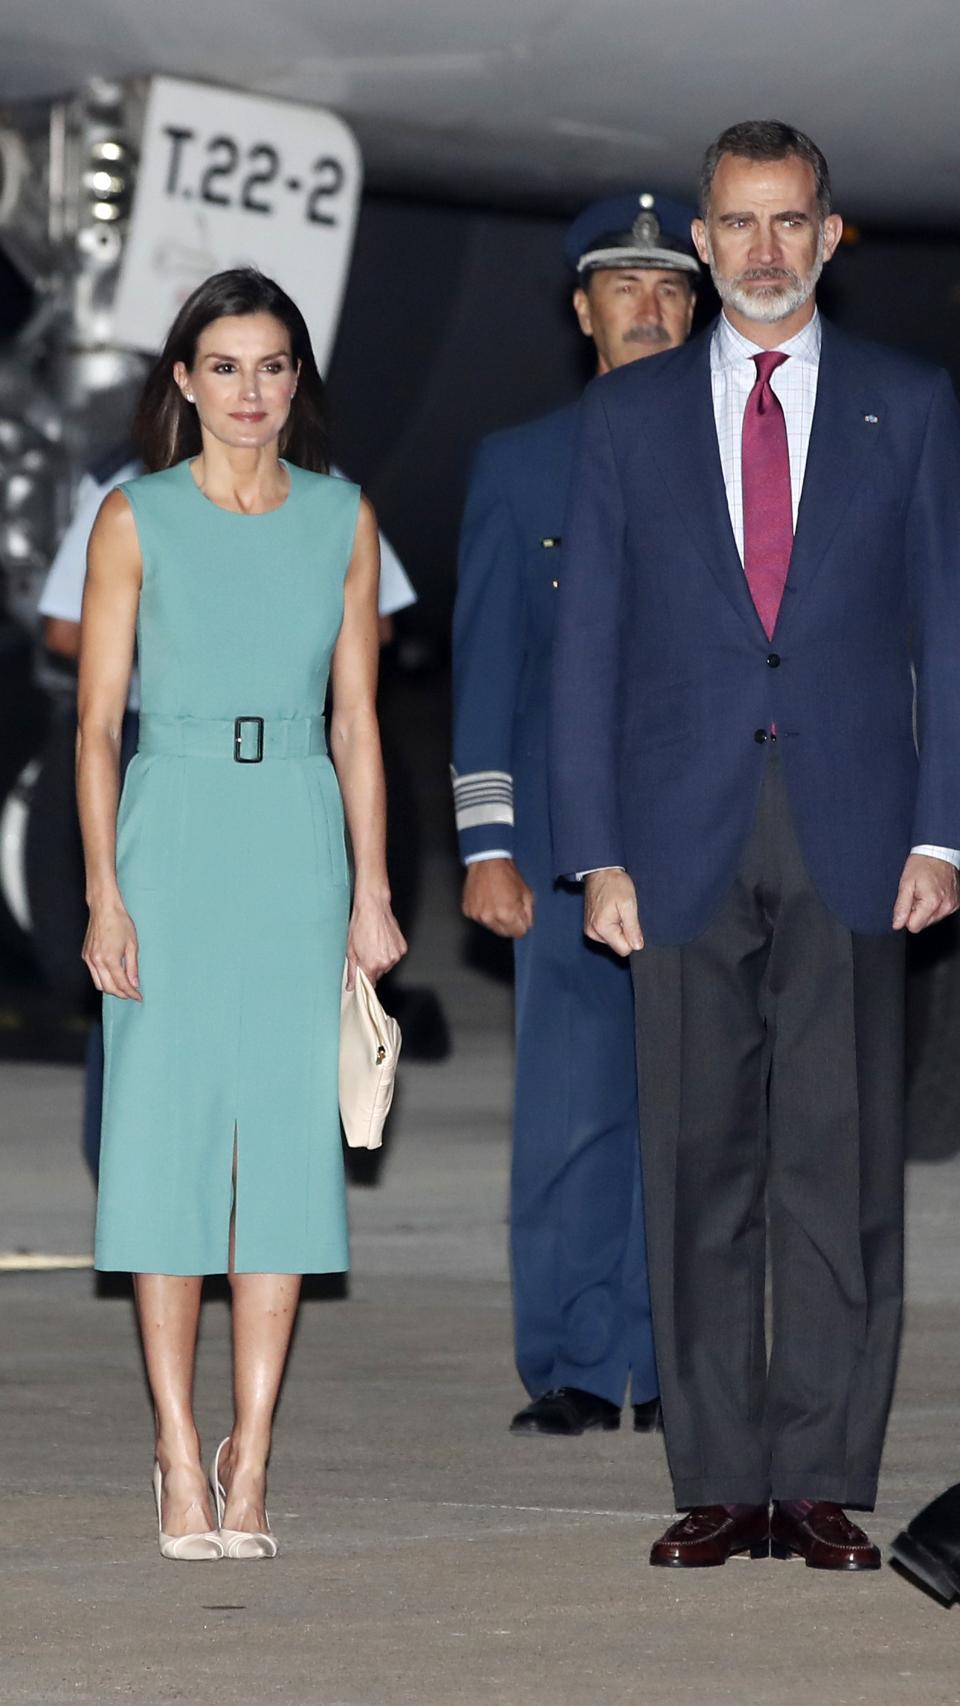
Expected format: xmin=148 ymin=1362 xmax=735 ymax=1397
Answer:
xmin=346 ymin=890 xmax=407 ymax=988
xmin=82 ymin=898 xmax=142 ymax=1000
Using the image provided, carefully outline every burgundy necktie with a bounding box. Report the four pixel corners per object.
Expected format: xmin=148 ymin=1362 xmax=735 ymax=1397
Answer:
xmin=741 ymin=350 xmax=792 ymax=640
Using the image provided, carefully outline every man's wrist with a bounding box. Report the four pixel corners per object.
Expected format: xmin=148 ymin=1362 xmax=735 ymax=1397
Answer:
xmin=911 ymin=844 xmax=960 ymax=870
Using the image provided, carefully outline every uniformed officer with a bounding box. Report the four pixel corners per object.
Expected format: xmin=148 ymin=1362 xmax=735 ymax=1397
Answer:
xmin=452 ymin=194 xmax=699 ymax=1435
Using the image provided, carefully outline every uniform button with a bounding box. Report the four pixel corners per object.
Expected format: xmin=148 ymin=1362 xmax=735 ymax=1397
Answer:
xmin=766 ymin=652 xmax=780 ymax=668
xmin=754 ymin=729 xmax=768 ymax=744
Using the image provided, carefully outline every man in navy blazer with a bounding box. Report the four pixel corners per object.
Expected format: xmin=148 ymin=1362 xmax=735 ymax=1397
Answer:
xmin=453 ymin=196 xmax=698 ymax=1437
xmin=550 ymin=121 xmax=960 ymax=1570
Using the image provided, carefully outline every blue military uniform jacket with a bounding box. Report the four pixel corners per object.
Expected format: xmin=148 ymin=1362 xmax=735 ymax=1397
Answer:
xmin=452 ymin=403 xmax=579 ymax=874
xmin=452 ymin=399 xmax=656 ymax=1407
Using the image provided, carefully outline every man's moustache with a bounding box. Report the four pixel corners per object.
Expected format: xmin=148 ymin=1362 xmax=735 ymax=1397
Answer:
xmin=623 ymin=324 xmax=670 ymax=344
xmin=736 ymin=269 xmax=799 ymax=286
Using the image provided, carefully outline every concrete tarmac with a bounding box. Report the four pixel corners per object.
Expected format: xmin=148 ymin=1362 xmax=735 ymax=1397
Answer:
xmin=2 ymin=869 xmax=960 ymax=1706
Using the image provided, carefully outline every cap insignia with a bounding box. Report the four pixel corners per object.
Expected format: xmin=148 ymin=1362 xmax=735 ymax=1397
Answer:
xmin=631 ymin=208 xmax=661 ymax=248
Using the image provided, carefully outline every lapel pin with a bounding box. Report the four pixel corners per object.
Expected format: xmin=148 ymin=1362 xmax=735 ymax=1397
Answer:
xmin=864 ymin=413 xmax=879 ymax=424
xmin=540 ymin=536 xmax=561 ymax=548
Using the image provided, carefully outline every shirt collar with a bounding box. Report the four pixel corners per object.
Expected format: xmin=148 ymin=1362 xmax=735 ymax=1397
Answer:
xmin=712 ymin=308 xmax=822 ymax=371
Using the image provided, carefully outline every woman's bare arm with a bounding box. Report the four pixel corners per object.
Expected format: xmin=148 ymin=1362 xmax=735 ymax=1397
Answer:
xmin=329 ymin=495 xmax=406 ymax=985
xmin=76 ymin=489 xmax=143 ymax=999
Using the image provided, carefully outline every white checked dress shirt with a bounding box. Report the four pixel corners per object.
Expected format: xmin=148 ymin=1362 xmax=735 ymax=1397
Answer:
xmin=711 ymin=309 xmax=820 ymax=551
xmin=711 ymin=309 xmax=957 ymax=870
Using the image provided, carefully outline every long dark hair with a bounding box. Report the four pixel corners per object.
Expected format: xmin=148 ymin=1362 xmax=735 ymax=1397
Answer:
xmin=132 ymin=268 xmax=329 ymax=472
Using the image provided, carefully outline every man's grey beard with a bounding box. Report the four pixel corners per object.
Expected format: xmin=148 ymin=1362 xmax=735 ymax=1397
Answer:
xmin=705 ymin=227 xmax=825 ymax=324
xmin=622 ymin=322 xmax=671 ymax=345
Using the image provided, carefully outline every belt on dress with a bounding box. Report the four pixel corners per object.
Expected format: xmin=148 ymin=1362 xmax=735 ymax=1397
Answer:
xmin=137 ymin=714 xmax=327 ymax=763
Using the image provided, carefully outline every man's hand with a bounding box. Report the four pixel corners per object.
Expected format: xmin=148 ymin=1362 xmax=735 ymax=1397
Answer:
xmin=892 ymin=853 xmax=960 ymax=933
xmin=462 ymin=858 xmax=535 ymax=939
xmin=584 ymin=868 xmax=644 ymax=955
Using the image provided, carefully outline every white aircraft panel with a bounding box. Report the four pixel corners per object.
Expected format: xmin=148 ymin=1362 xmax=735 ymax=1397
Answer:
xmin=112 ymin=77 xmax=362 ymax=373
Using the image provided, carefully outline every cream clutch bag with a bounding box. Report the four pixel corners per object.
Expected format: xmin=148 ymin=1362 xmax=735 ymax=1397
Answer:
xmin=339 ymin=964 xmax=402 ymax=1150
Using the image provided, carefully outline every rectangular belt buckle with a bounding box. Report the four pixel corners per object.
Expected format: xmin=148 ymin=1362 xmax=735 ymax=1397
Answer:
xmin=234 ymin=716 xmax=264 ymax=763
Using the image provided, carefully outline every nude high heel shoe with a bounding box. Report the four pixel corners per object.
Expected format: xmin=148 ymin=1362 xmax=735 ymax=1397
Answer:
xmin=152 ymin=1462 xmax=223 ymax=1561
xmin=211 ymin=1438 xmax=279 ymax=1560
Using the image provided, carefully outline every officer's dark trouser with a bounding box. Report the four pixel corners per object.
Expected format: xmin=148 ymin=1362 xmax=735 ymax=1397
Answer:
xmin=83 ymin=711 xmax=139 ymax=1179
xmin=512 ymin=868 xmax=657 ymax=1408
xmin=631 ymin=752 xmax=905 ymax=1508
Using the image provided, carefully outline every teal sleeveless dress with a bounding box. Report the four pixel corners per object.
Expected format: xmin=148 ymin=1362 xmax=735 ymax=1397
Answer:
xmin=95 ymin=459 xmax=358 ymax=1275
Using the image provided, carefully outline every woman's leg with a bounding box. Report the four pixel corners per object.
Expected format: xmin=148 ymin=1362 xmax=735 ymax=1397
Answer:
xmin=219 ymin=1272 xmax=302 ymax=1531
xmin=134 ymin=1273 xmax=217 ymax=1535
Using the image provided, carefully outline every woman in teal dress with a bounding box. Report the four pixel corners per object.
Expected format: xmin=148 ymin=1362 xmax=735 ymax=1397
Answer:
xmin=77 ymin=269 xmax=405 ymax=1560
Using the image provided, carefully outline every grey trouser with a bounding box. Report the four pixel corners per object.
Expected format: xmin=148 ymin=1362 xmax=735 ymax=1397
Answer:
xmin=632 ymin=753 xmax=905 ymax=1509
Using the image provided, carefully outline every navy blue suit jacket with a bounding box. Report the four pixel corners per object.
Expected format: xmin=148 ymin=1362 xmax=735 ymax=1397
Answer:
xmin=549 ymin=317 xmax=960 ymax=943
xmin=453 ymin=403 xmax=578 ymax=878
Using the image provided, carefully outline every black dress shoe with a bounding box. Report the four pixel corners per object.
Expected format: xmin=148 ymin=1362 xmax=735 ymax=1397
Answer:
xmin=633 ymin=1398 xmax=664 ymax=1433
xmin=510 ymin=1387 xmax=621 ymax=1436
xmin=891 ymin=1482 xmax=960 ymax=1605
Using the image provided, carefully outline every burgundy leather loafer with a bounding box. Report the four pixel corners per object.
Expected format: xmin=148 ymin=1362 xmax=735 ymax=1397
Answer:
xmin=650 ymin=1504 xmax=770 ymax=1567
xmin=771 ymin=1502 xmax=881 ymax=1570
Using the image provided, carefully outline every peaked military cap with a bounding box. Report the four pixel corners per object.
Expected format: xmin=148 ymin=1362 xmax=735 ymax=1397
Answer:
xmin=565 ymin=191 xmax=700 ymax=278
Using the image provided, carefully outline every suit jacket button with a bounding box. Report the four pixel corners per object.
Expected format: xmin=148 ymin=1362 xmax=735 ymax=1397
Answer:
xmin=766 ymin=652 xmax=780 ymax=667
xmin=754 ymin=728 xmax=768 ymax=744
